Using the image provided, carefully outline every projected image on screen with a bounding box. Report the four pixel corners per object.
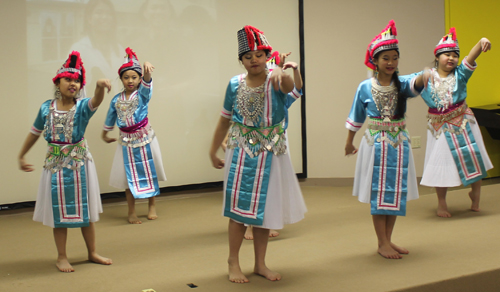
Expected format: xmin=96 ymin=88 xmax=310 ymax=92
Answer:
xmin=25 ymin=0 xmax=302 ymax=194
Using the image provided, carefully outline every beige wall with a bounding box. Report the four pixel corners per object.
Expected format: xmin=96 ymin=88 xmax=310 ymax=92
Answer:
xmin=304 ymin=0 xmax=445 ymax=178
xmin=0 ymin=1 xmax=445 ymax=205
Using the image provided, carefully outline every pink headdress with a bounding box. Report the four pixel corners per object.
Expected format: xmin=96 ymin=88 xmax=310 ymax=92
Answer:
xmin=237 ymin=25 xmax=273 ymax=59
xmin=118 ymin=47 xmax=142 ymax=76
xmin=365 ymin=20 xmax=399 ymax=70
xmin=52 ymin=51 xmax=86 ymax=86
xmin=434 ymin=27 xmax=459 ymax=56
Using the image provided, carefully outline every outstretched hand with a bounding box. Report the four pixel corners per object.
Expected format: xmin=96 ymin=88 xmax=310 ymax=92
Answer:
xmin=480 ymin=38 xmax=492 ymax=52
xmin=345 ymin=143 xmax=358 ymax=156
xmin=278 ymin=52 xmax=291 ymax=67
xmin=211 ymin=154 xmax=225 ymax=169
xmin=96 ymin=79 xmax=112 ymax=93
xmin=283 ymin=62 xmax=298 ymax=70
xmin=143 ymin=62 xmax=155 ymax=75
xmin=19 ymin=158 xmax=35 ymax=172
xmin=102 ymin=136 xmax=117 ymax=143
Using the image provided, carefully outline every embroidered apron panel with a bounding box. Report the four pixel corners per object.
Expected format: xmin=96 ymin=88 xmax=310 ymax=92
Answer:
xmin=371 ymin=132 xmax=409 ymax=216
xmin=444 ymin=122 xmax=487 ymax=186
xmin=122 ymin=143 xmax=159 ymax=199
xmin=51 ymin=166 xmax=89 ymax=228
xmin=224 ymin=148 xmax=273 ymax=226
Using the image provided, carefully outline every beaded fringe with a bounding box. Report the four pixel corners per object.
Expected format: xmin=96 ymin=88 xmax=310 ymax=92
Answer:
xmin=427 ymin=117 xmax=475 ymax=139
xmin=364 ymin=117 xmax=409 ymax=148
xmin=119 ymin=125 xmax=155 ymax=148
xmin=44 ymin=139 xmax=91 ymax=173
xmin=227 ymin=120 xmax=287 ymax=158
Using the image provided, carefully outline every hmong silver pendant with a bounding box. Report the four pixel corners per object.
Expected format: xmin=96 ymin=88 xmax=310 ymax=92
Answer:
xmin=236 ymin=77 xmax=265 ymax=125
xmin=45 ymin=100 xmax=76 ymax=142
xmin=115 ymin=93 xmax=139 ymax=122
xmin=371 ymin=78 xmax=398 ymax=122
xmin=430 ymin=69 xmax=455 ymax=111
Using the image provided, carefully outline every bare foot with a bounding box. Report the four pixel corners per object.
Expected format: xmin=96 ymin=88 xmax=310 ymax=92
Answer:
xmin=147 ymin=205 xmax=158 ymax=220
xmin=244 ymin=227 xmax=254 ymax=240
xmin=56 ymin=257 xmax=74 ymax=273
xmin=269 ymin=230 xmax=279 ymax=238
xmin=89 ymin=252 xmax=113 ymax=265
xmin=469 ymin=191 xmax=481 ymax=212
xmin=378 ymin=244 xmax=402 ymax=259
xmin=437 ymin=206 xmax=452 ymax=218
xmin=228 ymin=260 xmax=249 ymax=283
xmin=391 ymin=243 xmax=409 ymax=254
xmin=128 ymin=214 xmax=142 ymax=224
xmin=254 ymin=265 xmax=281 ymax=281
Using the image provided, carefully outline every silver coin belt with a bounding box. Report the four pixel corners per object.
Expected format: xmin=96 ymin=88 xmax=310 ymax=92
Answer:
xmin=364 ymin=117 xmax=409 ymax=148
xmin=235 ymin=77 xmax=265 ymax=126
xmin=427 ymin=103 xmax=475 ymax=139
xmin=119 ymin=123 xmax=155 ymax=148
xmin=44 ymin=101 xmax=76 ymax=143
xmin=227 ymin=120 xmax=287 ymax=158
xmin=44 ymin=139 xmax=91 ymax=173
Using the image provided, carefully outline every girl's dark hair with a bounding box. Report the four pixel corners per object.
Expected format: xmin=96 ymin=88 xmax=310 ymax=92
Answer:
xmin=374 ymin=50 xmax=405 ymax=118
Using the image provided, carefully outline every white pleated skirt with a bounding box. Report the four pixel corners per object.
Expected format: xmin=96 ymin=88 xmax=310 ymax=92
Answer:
xmin=353 ymin=136 xmax=419 ymax=204
xmin=33 ymin=159 xmax=103 ymax=228
xmin=108 ymin=136 xmax=167 ymax=189
xmin=420 ymin=117 xmax=493 ymax=187
xmin=222 ymin=149 xmax=307 ymax=230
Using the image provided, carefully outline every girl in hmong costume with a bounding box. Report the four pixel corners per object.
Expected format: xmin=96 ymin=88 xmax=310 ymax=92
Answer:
xmin=19 ymin=51 xmax=112 ymax=272
xmin=237 ymin=52 xmax=303 ymax=240
xmin=102 ymin=48 xmax=166 ymax=224
xmin=419 ymin=28 xmax=492 ymax=217
xmin=210 ymin=26 xmax=306 ymax=283
xmin=345 ymin=20 xmax=429 ymax=259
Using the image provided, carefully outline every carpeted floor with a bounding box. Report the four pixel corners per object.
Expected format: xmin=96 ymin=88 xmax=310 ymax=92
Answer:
xmin=1 ymin=182 xmax=500 ymax=292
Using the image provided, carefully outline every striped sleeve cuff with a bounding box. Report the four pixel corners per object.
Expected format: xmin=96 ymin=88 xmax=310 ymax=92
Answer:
xmin=345 ymin=118 xmax=362 ymax=132
xmin=289 ymin=87 xmax=302 ymax=99
xmin=221 ymin=108 xmax=232 ymax=119
xmin=30 ymin=126 xmax=43 ymax=136
xmin=141 ymin=79 xmax=152 ymax=88
xmin=103 ymin=125 xmax=114 ymax=131
xmin=410 ymin=76 xmax=422 ymax=96
xmin=463 ymin=57 xmax=477 ymax=71
xmin=88 ymin=98 xmax=98 ymax=112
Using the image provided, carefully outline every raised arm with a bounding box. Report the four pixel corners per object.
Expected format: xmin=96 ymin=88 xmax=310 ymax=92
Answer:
xmin=90 ymin=79 xmax=111 ymax=109
xmin=465 ymin=38 xmax=491 ymax=65
xmin=18 ymin=133 xmax=40 ymax=172
xmin=210 ymin=117 xmax=231 ymax=169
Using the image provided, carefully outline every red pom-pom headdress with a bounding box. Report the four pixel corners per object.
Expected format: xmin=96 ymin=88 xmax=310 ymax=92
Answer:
xmin=434 ymin=27 xmax=459 ymax=56
xmin=52 ymin=51 xmax=86 ymax=86
xmin=237 ymin=25 xmax=273 ymax=59
xmin=266 ymin=51 xmax=281 ymax=71
xmin=118 ymin=47 xmax=142 ymax=76
xmin=365 ymin=20 xmax=399 ymax=70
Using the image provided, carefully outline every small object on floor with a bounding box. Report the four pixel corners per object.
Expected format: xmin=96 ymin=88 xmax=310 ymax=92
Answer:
xmin=142 ymin=289 xmax=156 ymax=292
xmin=187 ymin=283 xmax=198 ymax=288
